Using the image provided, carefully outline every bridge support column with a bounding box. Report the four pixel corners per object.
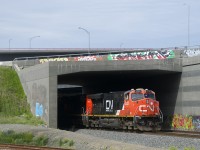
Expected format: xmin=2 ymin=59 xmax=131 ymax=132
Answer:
xmin=48 ymin=76 xmax=57 ymax=128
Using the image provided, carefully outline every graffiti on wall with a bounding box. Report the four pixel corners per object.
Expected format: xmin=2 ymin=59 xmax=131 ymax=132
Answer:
xmin=32 ymin=83 xmax=48 ymax=120
xmin=192 ymin=116 xmax=200 ymax=130
xmin=107 ymin=50 xmax=175 ymax=60
xmin=172 ymin=114 xmax=194 ymax=130
xmin=35 ymin=102 xmax=43 ymax=117
xmin=39 ymin=56 xmax=104 ymax=63
xmin=73 ymin=55 xmax=103 ymax=61
xmin=184 ymin=48 xmax=200 ymax=57
xmin=163 ymin=114 xmax=200 ymax=131
xmin=39 ymin=57 xmax=69 ymax=64
xmin=38 ymin=50 xmax=175 ymax=63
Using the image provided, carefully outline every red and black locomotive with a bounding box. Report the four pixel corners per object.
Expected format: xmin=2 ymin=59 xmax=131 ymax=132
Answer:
xmin=82 ymin=88 xmax=163 ymax=131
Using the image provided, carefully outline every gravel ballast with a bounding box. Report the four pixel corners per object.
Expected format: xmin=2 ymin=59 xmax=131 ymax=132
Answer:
xmin=75 ymin=129 xmax=200 ymax=149
xmin=0 ymin=124 xmax=199 ymax=150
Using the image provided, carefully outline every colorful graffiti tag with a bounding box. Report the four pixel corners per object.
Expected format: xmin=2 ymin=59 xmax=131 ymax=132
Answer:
xmin=38 ymin=50 xmax=175 ymax=63
xmin=73 ymin=55 xmax=103 ymax=61
xmin=32 ymin=83 xmax=48 ymax=120
xmin=192 ymin=116 xmax=200 ymax=130
xmin=39 ymin=57 xmax=69 ymax=64
xmin=35 ymin=102 xmax=43 ymax=117
xmin=39 ymin=56 xmax=103 ymax=63
xmin=184 ymin=48 xmax=200 ymax=57
xmin=107 ymin=50 xmax=175 ymax=60
xmin=172 ymin=114 xmax=194 ymax=130
xmin=163 ymin=114 xmax=200 ymax=131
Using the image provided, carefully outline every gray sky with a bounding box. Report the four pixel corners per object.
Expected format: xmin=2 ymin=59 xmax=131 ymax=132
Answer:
xmin=0 ymin=0 xmax=199 ymax=48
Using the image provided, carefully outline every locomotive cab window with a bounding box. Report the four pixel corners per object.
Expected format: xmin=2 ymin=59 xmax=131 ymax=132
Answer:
xmin=124 ymin=93 xmax=129 ymax=100
xmin=131 ymin=93 xmax=144 ymax=101
xmin=144 ymin=93 xmax=155 ymax=99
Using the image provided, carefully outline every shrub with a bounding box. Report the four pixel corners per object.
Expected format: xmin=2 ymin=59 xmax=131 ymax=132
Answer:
xmin=184 ymin=147 xmax=196 ymax=150
xmin=169 ymin=146 xmax=177 ymax=150
xmin=53 ymin=138 xmax=75 ymax=148
xmin=0 ymin=130 xmax=48 ymax=146
xmin=168 ymin=146 xmax=196 ymax=150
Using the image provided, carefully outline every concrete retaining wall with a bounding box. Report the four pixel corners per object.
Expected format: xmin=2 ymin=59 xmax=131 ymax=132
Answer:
xmin=162 ymin=56 xmax=200 ymax=131
xmin=181 ymin=56 xmax=200 ymax=116
xmin=16 ymin=63 xmax=57 ymax=128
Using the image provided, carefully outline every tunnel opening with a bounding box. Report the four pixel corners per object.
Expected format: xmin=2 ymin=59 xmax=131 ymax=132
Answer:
xmin=58 ymin=70 xmax=181 ymax=130
xmin=57 ymin=85 xmax=85 ymax=130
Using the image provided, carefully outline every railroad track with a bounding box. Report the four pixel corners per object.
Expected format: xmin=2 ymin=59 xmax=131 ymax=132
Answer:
xmin=124 ymin=129 xmax=200 ymax=139
xmin=77 ymin=127 xmax=200 ymax=139
xmin=0 ymin=144 xmax=72 ymax=150
xmin=151 ymin=130 xmax=200 ymax=139
xmin=129 ymin=130 xmax=200 ymax=139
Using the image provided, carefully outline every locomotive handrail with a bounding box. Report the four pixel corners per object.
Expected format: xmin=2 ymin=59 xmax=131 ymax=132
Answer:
xmin=133 ymin=106 xmax=140 ymax=128
xmin=82 ymin=107 xmax=85 ymax=115
xmin=157 ymin=107 xmax=163 ymax=122
xmin=134 ymin=106 xmax=139 ymax=117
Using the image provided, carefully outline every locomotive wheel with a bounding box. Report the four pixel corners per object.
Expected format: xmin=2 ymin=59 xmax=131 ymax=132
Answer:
xmin=122 ymin=125 xmax=127 ymax=130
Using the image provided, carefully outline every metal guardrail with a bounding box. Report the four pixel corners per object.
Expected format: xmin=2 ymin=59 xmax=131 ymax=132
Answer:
xmin=12 ymin=49 xmax=175 ymax=61
xmin=12 ymin=48 xmax=181 ymax=65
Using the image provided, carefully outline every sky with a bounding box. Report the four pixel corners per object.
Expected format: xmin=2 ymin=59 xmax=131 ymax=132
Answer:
xmin=0 ymin=0 xmax=199 ymax=49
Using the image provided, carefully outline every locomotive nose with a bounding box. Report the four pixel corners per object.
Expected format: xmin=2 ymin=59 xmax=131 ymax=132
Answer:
xmin=146 ymin=99 xmax=155 ymax=115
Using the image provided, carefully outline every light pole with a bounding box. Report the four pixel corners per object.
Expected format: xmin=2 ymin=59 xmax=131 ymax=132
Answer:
xmin=9 ymin=39 xmax=12 ymax=49
xmin=184 ymin=3 xmax=190 ymax=46
xmin=29 ymin=36 xmax=40 ymax=48
xmin=9 ymin=39 xmax=12 ymax=60
xmin=78 ymin=27 xmax=90 ymax=54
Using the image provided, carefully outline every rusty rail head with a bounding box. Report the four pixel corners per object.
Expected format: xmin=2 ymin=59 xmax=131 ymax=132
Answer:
xmin=0 ymin=144 xmax=73 ymax=150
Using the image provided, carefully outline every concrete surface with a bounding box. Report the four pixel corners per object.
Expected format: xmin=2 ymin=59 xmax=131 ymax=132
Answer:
xmin=14 ymin=57 xmax=182 ymax=128
xmin=11 ymin=50 xmax=200 ymax=129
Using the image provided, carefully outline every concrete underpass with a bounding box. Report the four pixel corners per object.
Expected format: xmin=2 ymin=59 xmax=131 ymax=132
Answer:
xmin=14 ymin=54 xmax=187 ymax=129
xmin=8 ymin=48 xmax=200 ymax=132
xmin=57 ymin=70 xmax=181 ymax=129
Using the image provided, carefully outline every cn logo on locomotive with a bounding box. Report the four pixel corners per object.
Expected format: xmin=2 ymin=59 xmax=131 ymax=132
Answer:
xmin=139 ymin=105 xmax=147 ymax=112
xmin=139 ymin=105 xmax=154 ymax=112
xmin=106 ymin=100 xmax=113 ymax=112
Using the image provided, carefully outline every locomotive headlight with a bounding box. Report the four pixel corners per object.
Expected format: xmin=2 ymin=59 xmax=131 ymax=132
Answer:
xmin=146 ymin=99 xmax=149 ymax=104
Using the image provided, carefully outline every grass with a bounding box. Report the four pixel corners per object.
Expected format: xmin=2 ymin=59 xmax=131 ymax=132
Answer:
xmin=0 ymin=66 xmax=44 ymax=125
xmin=0 ymin=66 xmax=75 ymax=148
xmin=0 ymin=130 xmax=74 ymax=148
xmin=0 ymin=66 xmax=30 ymax=116
xmin=169 ymin=146 xmax=196 ymax=150
xmin=0 ymin=114 xmax=44 ymax=125
xmin=0 ymin=130 xmax=48 ymax=146
xmin=53 ymin=138 xmax=75 ymax=148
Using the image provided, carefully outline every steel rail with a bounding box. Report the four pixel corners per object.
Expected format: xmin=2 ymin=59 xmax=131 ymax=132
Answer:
xmin=0 ymin=144 xmax=72 ymax=150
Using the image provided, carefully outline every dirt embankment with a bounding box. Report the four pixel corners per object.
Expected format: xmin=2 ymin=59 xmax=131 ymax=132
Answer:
xmin=0 ymin=124 xmax=164 ymax=150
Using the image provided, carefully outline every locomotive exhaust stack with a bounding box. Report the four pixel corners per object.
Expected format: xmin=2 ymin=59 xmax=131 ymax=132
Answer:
xmin=82 ymin=88 xmax=163 ymax=131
